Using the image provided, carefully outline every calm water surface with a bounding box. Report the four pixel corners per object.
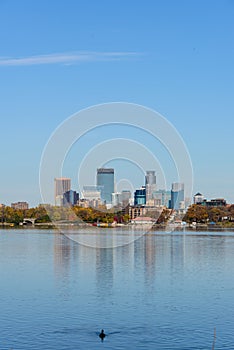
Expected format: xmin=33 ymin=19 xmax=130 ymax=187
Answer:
xmin=0 ymin=229 xmax=234 ymax=349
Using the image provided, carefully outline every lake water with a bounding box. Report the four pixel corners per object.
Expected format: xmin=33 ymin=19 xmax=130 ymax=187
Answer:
xmin=0 ymin=229 xmax=234 ymax=349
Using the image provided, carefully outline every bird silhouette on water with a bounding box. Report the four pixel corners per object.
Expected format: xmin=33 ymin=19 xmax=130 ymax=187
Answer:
xmin=99 ymin=329 xmax=106 ymax=341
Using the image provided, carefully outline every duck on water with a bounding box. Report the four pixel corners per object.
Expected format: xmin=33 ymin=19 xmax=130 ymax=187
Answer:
xmin=99 ymin=329 xmax=106 ymax=341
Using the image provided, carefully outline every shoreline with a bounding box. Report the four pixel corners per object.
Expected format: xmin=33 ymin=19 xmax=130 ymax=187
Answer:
xmin=1 ymin=222 xmax=234 ymax=231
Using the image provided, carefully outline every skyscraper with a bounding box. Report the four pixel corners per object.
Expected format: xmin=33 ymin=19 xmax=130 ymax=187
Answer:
xmin=145 ymin=170 xmax=156 ymax=204
xmin=171 ymin=182 xmax=184 ymax=210
xmin=54 ymin=178 xmax=71 ymax=205
xmin=96 ymin=168 xmax=114 ymax=204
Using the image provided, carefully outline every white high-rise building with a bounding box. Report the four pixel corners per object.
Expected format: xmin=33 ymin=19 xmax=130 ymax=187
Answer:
xmin=145 ymin=170 xmax=156 ymax=204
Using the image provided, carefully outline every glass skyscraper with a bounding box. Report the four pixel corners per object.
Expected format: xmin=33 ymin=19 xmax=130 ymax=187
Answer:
xmin=171 ymin=182 xmax=184 ymax=210
xmin=96 ymin=168 xmax=114 ymax=204
xmin=134 ymin=188 xmax=146 ymax=205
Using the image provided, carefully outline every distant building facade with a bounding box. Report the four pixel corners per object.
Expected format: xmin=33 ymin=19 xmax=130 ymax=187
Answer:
xmin=96 ymin=168 xmax=114 ymax=204
xmin=194 ymin=192 xmax=205 ymax=204
xmin=121 ymin=190 xmax=131 ymax=207
xmin=82 ymin=186 xmax=102 ymax=201
xmin=112 ymin=190 xmax=132 ymax=207
xmin=11 ymin=202 xmax=29 ymax=210
xmin=145 ymin=170 xmax=156 ymax=204
xmin=171 ymin=182 xmax=184 ymax=210
xmin=112 ymin=192 xmax=122 ymax=207
xmin=63 ymin=190 xmax=79 ymax=206
xmin=54 ymin=177 xmax=71 ymax=205
xmin=78 ymin=198 xmax=102 ymax=208
xmin=128 ymin=205 xmax=161 ymax=221
xmin=202 ymin=198 xmax=226 ymax=207
xmin=134 ymin=187 xmax=146 ymax=205
xmin=153 ymin=190 xmax=171 ymax=207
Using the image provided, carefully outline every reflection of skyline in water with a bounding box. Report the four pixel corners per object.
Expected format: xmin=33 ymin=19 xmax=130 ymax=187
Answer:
xmin=96 ymin=247 xmax=113 ymax=295
xmin=53 ymin=233 xmax=72 ymax=298
xmin=53 ymin=231 xmax=228 ymax=297
xmin=0 ymin=229 xmax=233 ymax=349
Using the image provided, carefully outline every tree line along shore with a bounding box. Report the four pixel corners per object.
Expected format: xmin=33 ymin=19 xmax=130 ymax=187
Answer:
xmin=1 ymin=204 xmax=234 ymax=228
xmin=0 ymin=205 xmax=170 ymax=226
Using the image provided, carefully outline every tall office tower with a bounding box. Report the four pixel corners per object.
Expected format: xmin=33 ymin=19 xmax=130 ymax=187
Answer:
xmin=145 ymin=170 xmax=156 ymax=204
xmin=171 ymin=182 xmax=184 ymax=210
xmin=54 ymin=178 xmax=71 ymax=206
xmin=134 ymin=187 xmax=146 ymax=205
xmin=96 ymin=168 xmax=114 ymax=204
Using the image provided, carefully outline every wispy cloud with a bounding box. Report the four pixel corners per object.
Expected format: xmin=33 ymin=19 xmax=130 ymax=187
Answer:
xmin=0 ymin=51 xmax=140 ymax=66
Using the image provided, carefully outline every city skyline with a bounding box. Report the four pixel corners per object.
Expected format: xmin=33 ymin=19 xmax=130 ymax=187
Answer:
xmin=1 ymin=165 xmax=230 ymax=208
xmin=40 ymin=170 xmax=226 ymax=209
xmin=1 ymin=167 xmax=230 ymax=208
xmin=0 ymin=1 xmax=233 ymax=206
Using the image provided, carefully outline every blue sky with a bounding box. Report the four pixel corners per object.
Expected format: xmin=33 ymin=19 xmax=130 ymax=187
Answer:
xmin=0 ymin=0 xmax=233 ymax=206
